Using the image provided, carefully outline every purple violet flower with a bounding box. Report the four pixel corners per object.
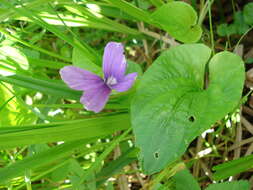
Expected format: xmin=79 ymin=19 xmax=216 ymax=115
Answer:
xmin=60 ymin=42 xmax=137 ymax=113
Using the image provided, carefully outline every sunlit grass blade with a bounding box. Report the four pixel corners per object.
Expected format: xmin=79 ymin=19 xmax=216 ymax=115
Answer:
xmin=64 ymin=5 xmax=140 ymax=35
xmin=2 ymin=0 xmax=100 ymax=66
xmin=0 ymin=0 xmax=53 ymax=22
xmin=78 ymin=2 xmax=135 ymax=20
xmin=106 ymin=0 xmax=151 ymax=23
xmin=15 ymin=10 xmax=128 ymax=32
xmin=0 ymin=113 xmax=130 ymax=149
xmin=0 ymin=27 xmax=71 ymax=62
xmin=0 ymin=74 xmax=81 ymax=100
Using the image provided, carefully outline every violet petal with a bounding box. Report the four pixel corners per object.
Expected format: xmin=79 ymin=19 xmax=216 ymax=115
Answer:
xmin=103 ymin=42 xmax=126 ymax=80
xmin=111 ymin=72 xmax=137 ymax=92
xmin=80 ymin=84 xmax=111 ymax=113
xmin=60 ymin=66 xmax=104 ymax=91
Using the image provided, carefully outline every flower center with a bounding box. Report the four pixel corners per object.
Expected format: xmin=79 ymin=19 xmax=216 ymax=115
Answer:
xmin=106 ymin=76 xmax=117 ymax=86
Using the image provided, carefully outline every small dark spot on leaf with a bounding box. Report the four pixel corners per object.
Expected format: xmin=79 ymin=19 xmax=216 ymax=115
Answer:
xmin=154 ymin=152 xmax=159 ymax=159
xmin=188 ymin=116 xmax=195 ymax=122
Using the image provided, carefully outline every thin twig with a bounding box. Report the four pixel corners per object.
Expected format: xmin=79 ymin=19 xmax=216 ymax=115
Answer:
xmin=232 ymin=110 xmax=242 ymax=180
xmin=245 ymin=142 xmax=253 ymax=156
xmin=242 ymin=106 xmax=253 ymax=117
xmin=208 ymin=0 xmax=215 ymax=54
xmin=199 ymin=160 xmax=213 ymax=180
xmin=193 ymin=137 xmax=204 ymax=177
xmin=137 ymin=22 xmax=152 ymax=66
xmin=113 ymin=133 xmax=130 ymax=190
xmin=233 ymin=111 xmax=242 ymax=159
xmin=233 ymin=44 xmax=244 ymax=57
xmin=228 ymin=137 xmax=253 ymax=151
xmin=131 ymin=163 xmax=146 ymax=189
xmin=241 ymin=116 xmax=253 ymax=135
xmin=140 ymin=28 xmax=179 ymax=46
xmin=138 ymin=22 xmax=149 ymax=55
xmin=249 ymin=174 xmax=253 ymax=189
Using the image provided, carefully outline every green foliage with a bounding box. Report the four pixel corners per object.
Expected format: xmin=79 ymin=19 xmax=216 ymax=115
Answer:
xmin=51 ymin=161 xmax=69 ymax=182
xmin=205 ymin=181 xmax=250 ymax=190
xmin=72 ymin=47 xmax=102 ymax=76
xmin=233 ymin=12 xmax=250 ymax=35
xmin=217 ymin=12 xmax=249 ymax=36
xmin=217 ymin=23 xmax=236 ymax=37
xmin=106 ymin=0 xmax=151 ymax=23
xmin=243 ymin=3 xmax=253 ymax=26
xmin=245 ymin=57 xmax=253 ymax=64
xmin=0 ymin=140 xmax=87 ymax=184
xmin=0 ymin=113 xmax=130 ymax=149
xmin=0 ymin=74 xmax=81 ymax=100
xmin=132 ymin=44 xmax=244 ymax=174
xmin=151 ymin=2 xmax=202 ymax=43
xmin=149 ymin=0 xmax=164 ymax=8
xmin=212 ymin=154 xmax=253 ymax=180
xmin=172 ymin=169 xmax=201 ymax=190
xmin=0 ymin=84 xmax=36 ymax=126
xmin=96 ymin=147 xmax=137 ymax=186
xmin=0 ymin=45 xmax=29 ymax=72
xmin=126 ymin=60 xmax=143 ymax=76
xmin=217 ymin=3 xmax=252 ymax=37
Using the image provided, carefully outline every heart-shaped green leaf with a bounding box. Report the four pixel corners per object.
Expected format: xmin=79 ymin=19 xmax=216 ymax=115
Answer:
xmin=151 ymin=2 xmax=202 ymax=43
xmin=131 ymin=44 xmax=245 ymax=174
xmin=243 ymin=2 xmax=253 ymax=26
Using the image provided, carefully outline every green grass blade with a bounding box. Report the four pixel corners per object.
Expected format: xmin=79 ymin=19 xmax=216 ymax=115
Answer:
xmin=78 ymin=2 xmax=135 ymax=20
xmin=106 ymin=0 xmax=151 ymax=23
xmin=2 ymin=0 xmax=100 ymax=66
xmin=0 ymin=27 xmax=71 ymax=62
xmin=64 ymin=5 xmax=139 ymax=35
xmin=0 ymin=0 xmax=53 ymax=22
xmin=0 ymin=139 xmax=89 ymax=184
xmin=149 ymin=0 xmax=164 ymax=7
xmin=0 ymin=113 xmax=130 ymax=149
xmin=0 ymin=74 xmax=81 ymax=100
xmin=27 ymin=57 xmax=70 ymax=69
xmin=96 ymin=147 xmax=137 ymax=186
xmin=212 ymin=154 xmax=253 ymax=180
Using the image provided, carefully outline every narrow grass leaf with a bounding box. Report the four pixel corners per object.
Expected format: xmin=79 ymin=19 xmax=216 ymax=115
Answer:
xmin=3 ymin=0 xmax=100 ymax=66
xmin=96 ymin=147 xmax=137 ymax=186
xmin=0 ymin=139 xmax=89 ymax=184
xmin=0 ymin=27 xmax=71 ymax=62
xmin=106 ymin=0 xmax=151 ymax=23
xmin=212 ymin=154 xmax=253 ymax=180
xmin=0 ymin=113 xmax=130 ymax=149
xmin=149 ymin=0 xmax=164 ymax=7
xmin=0 ymin=74 xmax=81 ymax=100
xmin=205 ymin=181 xmax=250 ymax=190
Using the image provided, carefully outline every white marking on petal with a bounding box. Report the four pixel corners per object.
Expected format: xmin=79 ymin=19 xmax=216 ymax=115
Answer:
xmin=106 ymin=76 xmax=117 ymax=86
